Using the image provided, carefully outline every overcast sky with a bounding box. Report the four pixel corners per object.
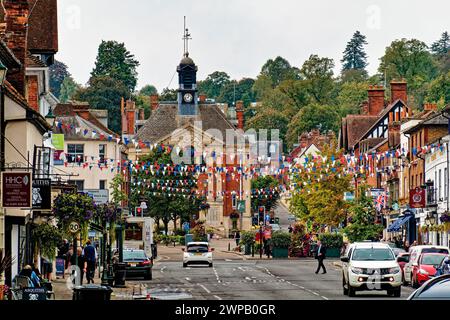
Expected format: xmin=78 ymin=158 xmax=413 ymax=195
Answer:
xmin=57 ymin=0 xmax=449 ymax=92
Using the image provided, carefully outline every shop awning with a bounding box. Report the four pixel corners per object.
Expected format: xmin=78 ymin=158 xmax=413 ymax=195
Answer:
xmin=387 ymin=215 xmax=413 ymax=232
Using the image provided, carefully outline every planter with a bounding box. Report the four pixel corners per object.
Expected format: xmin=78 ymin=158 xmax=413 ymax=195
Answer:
xmin=272 ymin=247 xmax=289 ymax=259
xmin=326 ymin=247 xmax=340 ymax=258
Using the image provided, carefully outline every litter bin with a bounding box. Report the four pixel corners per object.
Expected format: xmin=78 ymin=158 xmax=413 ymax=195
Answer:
xmin=113 ymin=262 xmax=127 ymax=287
xmin=72 ymin=285 xmax=113 ymax=300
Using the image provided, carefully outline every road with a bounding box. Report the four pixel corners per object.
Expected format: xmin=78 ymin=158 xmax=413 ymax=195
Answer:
xmin=125 ymin=257 xmax=415 ymax=300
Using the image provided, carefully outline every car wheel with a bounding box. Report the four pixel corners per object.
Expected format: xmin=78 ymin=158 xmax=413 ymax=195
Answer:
xmin=209 ymin=263 xmax=213 ymax=268
xmin=183 ymin=263 xmax=187 ymax=268
xmin=144 ymin=270 xmax=152 ymax=280
xmin=394 ymin=287 xmax=401 ymax=298
xmin=342 ymin=277 xmax=348 ymax=296
xmin=348 ymin=286 xmax=356 ymax=297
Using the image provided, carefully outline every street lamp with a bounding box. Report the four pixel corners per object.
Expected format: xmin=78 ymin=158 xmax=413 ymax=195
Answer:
xmin=45 ymin=106 xmax=56 ymax=127
xmin=0 ymin=60 xmax=8 ymax=85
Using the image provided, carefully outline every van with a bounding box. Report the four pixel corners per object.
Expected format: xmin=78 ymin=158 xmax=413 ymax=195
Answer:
xmin=403 ymin=245 xmax=449 ymax=284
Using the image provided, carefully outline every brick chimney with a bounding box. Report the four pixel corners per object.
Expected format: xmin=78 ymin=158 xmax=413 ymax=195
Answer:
xmin=199 ymin=94 xmax=207 ymax=103
xmin=423 ymin=103 xmax=437 ymax=111
xmin=3 ymin=0 xmax=29 ymax=96
xmin=126 ymin=100 xmax=136 ymax=135
xmin=236 ymin=100 xmax=244 ymax=130
xmin=139 ymin=108 xmax=145 ymax=120
xmin=73 ymin=104 xmax=91 ymax=121
xmin=388 ymin=112 xmax=401 ymax=148
xmin=390 ymin=79 xmax=407 ymax=104
xmin=360 ymin=101 xmax=369 ymax=115
xmin=26 ymin=75 xmax=39 ymax=112
xmin=367 ymin=85 xmax=385 ymax=116
xmin=150 ymin=94 xmax=159 ymax=111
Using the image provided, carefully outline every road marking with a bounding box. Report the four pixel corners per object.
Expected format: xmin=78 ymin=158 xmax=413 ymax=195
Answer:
xmin=225 ymin=259 xmax=233 ymax=262
xmin=160 ymin=266 xmax=166 ymax=273
xmin=198 ymin=283 xmax=211 ymax=294
xmin=238 ymin=266 xmax=246 ymax=272
xmin=185 ymin=277 xmax=191 ymax=281
xmin=322 ymin=296 xmax=329 ymax=300
xmin=214 ymin=295 xmax=222 ymax=300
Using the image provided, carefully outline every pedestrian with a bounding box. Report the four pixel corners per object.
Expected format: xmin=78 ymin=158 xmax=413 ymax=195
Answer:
xmin=404 ymin=240 xmax=410 ymax=252
xmin=314 ymin=240 xmax=327 ymax=274
xmin=18 ymin=265 xmax=41 ymax=287
xmin=82 ymin=240 xmax=97 ymax=284
xmin=70 ymin=247 xmax=87 ymax=285
xmin=288 ymin=225 xmax=293 ymax=233
xmin=234 ymin=230 xmax=241 ymax=247
xmin=41 ymin=255 xmax=53 ymax=281
xmin=411 ymin=240 xmax=418 ymax=247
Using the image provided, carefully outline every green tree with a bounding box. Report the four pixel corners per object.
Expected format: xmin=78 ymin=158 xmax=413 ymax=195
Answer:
xmin=139 ymin=84 xmax=158 ymax=96
xmin=110 ymin=174 xmax=127 ymax=206
xmin=49 ymin=60 xmax=71 ymax=98
xmin=285 ymin=103 xmax=340 ymax=148
xmin=73 ymin=75 xmax=129 ymax=133
xmin=300 ymin=54 xmax=335 ymax=104
xmin=425 ymin=71 xmax=450 ymax=108
xmin=197 ymin=71 xmax=231 ymax=100
xmin=59 ymin=76 xmax=80 ymax=103
xmin=90 ymin=40 xmax=140 ymax=92
xmin=341 ymin=31 xmax=368 ymax=75
xmin=378 ymin=38 xmax=438 ymax=108
xmin=259 ymin=56 xmax=300 ymax=88
xmin=343 ymin=187 xmax=384 ymax=242
xmin=251 ymin=175 xmax=281 ymax=213
xmin=160 ymin=88 xmax=178 ymax=101
xmin=336 ymin=81 xmax=370 ymax=117
xmin=289 ymin=143 xmax=352 ymax=228
xmin=217 ymin=78 xmax=256 ymax=107
xmin=246 ymin=108 xmax=289 ymax=149
xmin=431 ymin=31 xmax=450 ymax=58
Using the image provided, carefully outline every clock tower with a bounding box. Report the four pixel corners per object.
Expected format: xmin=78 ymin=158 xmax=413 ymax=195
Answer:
xmin=177 ymin=19 xmax=198 ymax=116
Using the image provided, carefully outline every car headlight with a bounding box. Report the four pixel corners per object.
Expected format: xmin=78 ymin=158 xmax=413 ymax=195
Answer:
xmin=388 ymin=267 xmax=400 ymax=274
xmin=419 ymin=268 xmax=429 ymax=275
xmin=351 ymin=267 xmax=363 ymax=274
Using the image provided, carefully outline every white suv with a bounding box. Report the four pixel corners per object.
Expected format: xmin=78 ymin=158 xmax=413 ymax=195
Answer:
xmin=341 ymin=242 xmax=402 ymax=297
xmin=182 ymin=242 xmax=213 ymax=267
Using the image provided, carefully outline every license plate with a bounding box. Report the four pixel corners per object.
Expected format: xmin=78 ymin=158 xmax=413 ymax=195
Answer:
xmin=194 ymin=253 xmax=203 ymax=256
xmin=129 ymin=262 xmax=138 ymax=266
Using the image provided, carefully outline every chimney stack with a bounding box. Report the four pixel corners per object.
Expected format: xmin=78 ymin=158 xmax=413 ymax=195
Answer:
xmin=139 ymin=108 xmax=145 ymax=120
xmin=126 ymin=100 xmax=136 ymax=135
xmin=367 ymin=85 xmax=385 ymax=116
xmin=360 ymin=101 xmax=369 ymax=115
xmin=199 ymin=94 xmax=207 ymax=103
xmin=423 ymin=103 xmax=437 ymax=111
xmin=236 ymin=100 xmax=244 ymax=130
xmin=150 ymin=94 xmax=159 ymax=111
xmin=390 ymin=79 xmax=407 ymax=104
xmin=3 ymin=0 xmax=29 ymax=96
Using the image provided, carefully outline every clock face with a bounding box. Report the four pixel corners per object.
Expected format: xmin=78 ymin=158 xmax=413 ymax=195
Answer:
xmin=183 ymin=93 xmax=193 ymax=103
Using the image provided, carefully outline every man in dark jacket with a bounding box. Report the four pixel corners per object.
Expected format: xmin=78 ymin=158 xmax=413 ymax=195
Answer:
xmin=314 ymin=240 xmax=327 ymax=274
xmin=83 ymin=240 xmax=97 ymax=284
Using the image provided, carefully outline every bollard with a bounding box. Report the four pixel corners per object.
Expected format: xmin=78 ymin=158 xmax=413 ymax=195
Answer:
xmin=251 ymin=243 xmax=254 ymax=257
xmin=228 ymin=242 xmax=231 ymax=251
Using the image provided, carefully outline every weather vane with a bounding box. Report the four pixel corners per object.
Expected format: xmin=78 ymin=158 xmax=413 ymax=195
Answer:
xmin=182 ymin=16 xmax=192 ymax=57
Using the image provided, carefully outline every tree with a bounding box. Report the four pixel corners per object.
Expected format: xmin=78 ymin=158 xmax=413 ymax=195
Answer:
xmin=378 ymin=38 xmax=438 ymax=108
xmin=259 ymin=56 xmax=300 ymax=88
xmin=341 ymin=31 xmax=368 ymax=75
xmin=289 ymin=143 xmax=352 ymax=228
xmin=110 ymin=174 xmax=127 ymax=206
xmin=73 ymin=76 xmax=129 ymax=133
xmin=425 ymin=71 xmax=450 ymax=108
xmin=336 ymin=81 xmax=370 ymax=117
xmin=343 ymin=187 xmax=384 ymax=242
xmin=431 ymin=31 xmax=450 ymax=58
xmin=139 ymin=85 xmax=158 ymax=96
xmin=245 ymin=108 xmax=289 ymax=149
xmin=59 ymin=76 xmax=80 ymax=103
xmin=90 ymin=40 xmax=140 ymax=92
xmin=217 ymin=78 xmax=256 ymax=107
xmin=251 ymin=175 xmax=281 ymax=213
xmin=197 ymin=71 xmax=231 ymax=100
xmin=300 ymin=54 xmax=335 ymax=104
xmin=285 ymin=103 xmax=340 ymax=148
xmin=159 ymin=88 xmax=178 ymax=101
xmin=49 ymin=60 xmax=71 ymax=98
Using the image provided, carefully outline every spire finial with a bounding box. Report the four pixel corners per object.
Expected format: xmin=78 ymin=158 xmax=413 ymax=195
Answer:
xmin=182 ymin=16 xmax=192 ymax=57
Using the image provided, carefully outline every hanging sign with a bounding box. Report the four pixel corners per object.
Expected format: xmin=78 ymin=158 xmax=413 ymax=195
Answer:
xmin=32 ymin=179 xmax=51 ymax=210
xmin=409 ymin=187 xmax=426 ymax=208
xmin=1 ymin=172 xmax=32 ymax=208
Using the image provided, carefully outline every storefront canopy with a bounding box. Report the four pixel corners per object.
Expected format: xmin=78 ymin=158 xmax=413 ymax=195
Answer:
xmin=387 ymin=214 xmax=413 ymax=232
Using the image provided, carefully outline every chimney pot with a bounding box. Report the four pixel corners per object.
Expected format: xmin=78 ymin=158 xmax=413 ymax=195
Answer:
xmin=199 ymin=94 xmax=207 ymax=102
xmin=150 ymin=94 xmax=159 ymax=111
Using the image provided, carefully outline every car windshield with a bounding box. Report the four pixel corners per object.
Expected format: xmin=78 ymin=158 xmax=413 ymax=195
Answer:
xmin=422 ymin=248 xmax=449 ymax=254
xmin=123 ymin=251 xmax=147 ymax=261
xmin=352 ymin=248 xmax=395 ymax=261
xmin=422 ymin=255 xmax=446 ymax=266
xmin=187 ymin=245 xmax=209 ymax=253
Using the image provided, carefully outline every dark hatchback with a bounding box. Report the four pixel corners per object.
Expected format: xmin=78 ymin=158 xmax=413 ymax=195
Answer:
xmin=122 ymin=249 xmax=153 ymax=280
xmin=408 ymin=274 xmax=450 ymax=300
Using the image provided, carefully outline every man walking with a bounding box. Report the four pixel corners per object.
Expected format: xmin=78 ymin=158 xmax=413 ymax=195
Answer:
xmin=314 ymin=240 xmax=327 ymax=274
xmin=83 ymin=240 xmax=97 ymax=284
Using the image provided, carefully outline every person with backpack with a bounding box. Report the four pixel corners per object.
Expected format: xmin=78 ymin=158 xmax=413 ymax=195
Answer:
xmin=82 ymin=240 xmax=97 ymax=284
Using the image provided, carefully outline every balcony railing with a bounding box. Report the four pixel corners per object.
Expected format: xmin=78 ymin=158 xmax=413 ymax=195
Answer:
xmin=427 ymin=188 xmax=437 ymax=206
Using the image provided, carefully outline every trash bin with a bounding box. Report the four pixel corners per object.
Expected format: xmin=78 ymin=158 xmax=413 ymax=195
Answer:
xmin=113 ymin=262 xmax=127 ymax=287
xmin=72 ymin=285 xmax=113 ymax=300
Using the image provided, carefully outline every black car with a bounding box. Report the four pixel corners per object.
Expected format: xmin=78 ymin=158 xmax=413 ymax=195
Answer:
xmin=407 ymin=274 xmax=450 ymax=300
xmin=122 ymin=249 xmax=153 ymax=280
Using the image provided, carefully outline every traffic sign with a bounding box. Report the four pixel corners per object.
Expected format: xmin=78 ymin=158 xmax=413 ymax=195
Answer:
xmin=237 ymin=200 xmax=245 ymax=213
xmin=69 ymin=221 xmax=80 ymax=234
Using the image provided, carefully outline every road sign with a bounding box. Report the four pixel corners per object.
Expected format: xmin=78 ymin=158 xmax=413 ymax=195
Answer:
xmin=69 ymin=221 xmax=80 ymax=234
xmin=237 ymin=200 xmax=245 ymax=213
xmin=344 ymin=192 xmax=355 ymax=201
xmin=32 ymin=178 xmax=51 ymax=209
xmin=140 ymin=201 xmax=148 ymax=209
xmin=392 ymin=202 xmax=400 ymax=211
xmin=83 ymin=189 xmax=109 ymax=204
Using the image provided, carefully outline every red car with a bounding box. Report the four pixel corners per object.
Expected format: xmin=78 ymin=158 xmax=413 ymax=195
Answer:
xmin=411 ymin=253 xmax=447 ymax=288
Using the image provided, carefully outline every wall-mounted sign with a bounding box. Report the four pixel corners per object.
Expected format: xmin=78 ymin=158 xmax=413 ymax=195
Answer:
xmin=409 ymin=187 xmax=426 ymax=208
xmin=52 ymin=134 xmax=65 ymax=165
xmin=1 ymin=172 xmax=32 ymax=208
xmin=83 ymin=189 xmax=109 ymax=204
xmin=32 ymin=178 xmax=51 ymax=210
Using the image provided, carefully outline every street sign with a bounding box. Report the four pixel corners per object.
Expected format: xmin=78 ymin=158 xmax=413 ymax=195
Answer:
xmin=83 ymin=189 xmax=109 ymax=204
xmin=1 ymin=172 xmax=32 ymax=208
xmin=237 ymin=200 xmax=245 ymax=213
xmin=69 ymin=221 xmax=80 ymax=234
xmin=32 ymin=178 xmax=51 ymax=210
xmin=23 ymin=288 xmax=47 ymax=300
xmin=140 ymin=201 xmax=148 ymax=209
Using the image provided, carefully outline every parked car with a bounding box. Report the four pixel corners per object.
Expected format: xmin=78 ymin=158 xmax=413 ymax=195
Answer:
xmin=122 ymin=249 xmax=153 ymax=280
xmin=407 ymin=274 xmax=450 ymax=300
xmin=182 ymin=242 xmax=213 ymax=267
xmin=341 ymin=242 xmax=402 ymax=297
xmin=403 ymin=245 xmax=449 ymax=285
xmin=409 ymin=253 xmax=447 ymax=288
xmin=391 ymin=247 xmax=406 ymax=257
xmin=396 ymin=252 xmax=410 ymax=282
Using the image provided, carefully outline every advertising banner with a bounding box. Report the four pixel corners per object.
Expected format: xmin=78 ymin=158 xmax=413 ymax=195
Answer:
xmin=1 ymin=172 xmax=32 ymax=208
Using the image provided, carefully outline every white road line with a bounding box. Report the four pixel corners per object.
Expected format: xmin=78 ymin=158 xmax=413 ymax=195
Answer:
xmin=185 ymin=277 xmax=191 ymax=281
xmin=198 ymin=284 xmax=211 ymax=294
xmin=214 ymin=295 xmax=222 ymax=300
xmin=160 ymin=266 xmax=166 ymax=273
xmin=322 ymin=296 xmax=329 ymax=300
xmin=238 ymin=267 xmax=246 ymax=272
